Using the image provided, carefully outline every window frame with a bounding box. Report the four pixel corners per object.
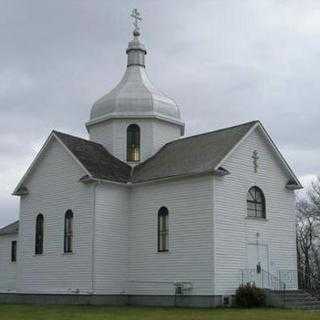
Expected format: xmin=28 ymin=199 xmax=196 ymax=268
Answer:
xmin=64 ymin=210 xmax=74 ymax=253
xmin=157 ymin=207 xmax=169 ymax=252
xmin=246 ymin=186 xmax=266 ymax=219
xmin=35 ymin=213 xmax=44 ymax=255
xmin=11 ymin=240 xmax=17 ymax=262
xmin=126 ymin=124 xmax=141 ymax=162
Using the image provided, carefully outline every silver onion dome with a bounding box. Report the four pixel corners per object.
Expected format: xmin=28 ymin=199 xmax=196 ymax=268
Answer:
xmin=87 ymin=20 xmax=184 ymax=129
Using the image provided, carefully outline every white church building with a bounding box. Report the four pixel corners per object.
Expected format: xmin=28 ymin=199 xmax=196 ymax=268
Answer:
xmin=0 ymin=12 xmax=302 ymax=306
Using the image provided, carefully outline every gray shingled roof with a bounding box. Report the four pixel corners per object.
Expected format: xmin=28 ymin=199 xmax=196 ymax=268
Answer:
xmin=54 ymin=131 xmax=131 ymax=183
xmin=132 ymin=121 xmax=258 ymax=183
xmin=0 ymin=220 xmax=19 ymax=236
xmin=53 ymin=121 xmax=258 ymax=184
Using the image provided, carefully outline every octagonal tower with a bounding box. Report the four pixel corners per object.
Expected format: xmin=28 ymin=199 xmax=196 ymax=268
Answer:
xmin=86 ymin=14 xmax=184 ymax=163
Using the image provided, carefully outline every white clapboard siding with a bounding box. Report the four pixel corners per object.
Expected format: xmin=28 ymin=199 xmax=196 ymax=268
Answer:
xmin=128 ymin=175 xmax=214 ymax=295
xmin=112 ymin=119 xmax=154 ymax=162
xmin=93 ymin=183 xmax=129 ymax=294
xmin=87 ymin=120 xmax=114 ymax=154
xmin=214 ymin=127 xmax=297 ymax=295
xmin=152 ymin=119 xmax=182 ymax=154
xmin=0 ymin=123 xmax=298 ymax=297
xmin=0 ymin=234 xmax=17 ymax=292
xmin=17 ymin=139 xmax=94 ymax=294
xmin=89 ymin=118 xmax=181 ymax=163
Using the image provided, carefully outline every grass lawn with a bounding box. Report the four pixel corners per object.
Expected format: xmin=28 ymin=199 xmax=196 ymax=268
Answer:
xmin=0 ymin=305 xmax=320 ymax=320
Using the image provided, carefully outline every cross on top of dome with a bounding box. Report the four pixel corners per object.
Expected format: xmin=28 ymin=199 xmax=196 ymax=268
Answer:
xmin=87 ymin=10 xmax=184 ymax=132
xmin=130 ymin=9 xmax=142 ymax=37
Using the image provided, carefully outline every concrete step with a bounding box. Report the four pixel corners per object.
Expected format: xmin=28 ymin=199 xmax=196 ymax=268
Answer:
xmin=285 ymin=289 xmax=305 ymax=293
xmin=294 ymin=305 xmax=320 ymax=310
xmin=286 ymin=299 xmax=320 ymax=305
xmin=285 ymin=295 xmax=313 ymax=300
xmin=285 ymin=292 xmax=312 ymax=297
xmin=285 ymin=295 xmax=319 ymax=301
xmin=269 ymin=289 xmax=320 ymax=309
xmin=286 ymin=300 xmax=320 ymax=307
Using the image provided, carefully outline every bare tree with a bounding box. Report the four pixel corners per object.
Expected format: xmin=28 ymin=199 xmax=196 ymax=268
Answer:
xmin=296 ymin=177 xmax=320 ymax=288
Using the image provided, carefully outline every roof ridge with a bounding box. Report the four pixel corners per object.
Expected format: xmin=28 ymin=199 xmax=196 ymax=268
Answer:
xmin=53 ymin=130 xmax=126 ymax=160
xmin=53 ymin=130 xmax=131 ymax=170
xmin=167 ymin=120 xmax=260 ymax=145
xmin=55 ymin=120 xmax=259 ymax=150
xmin=133 ymin=120 xmax=259 ymax=173
xmin=0 ymin=220 xmax=19 ymax=235
xmin=0 ymin=220 xmax=19 ymax=228
xmin=53 ymin=130 xmax=101 ymax=146
xmin=53 ymin=130 xmax=131 ymax=182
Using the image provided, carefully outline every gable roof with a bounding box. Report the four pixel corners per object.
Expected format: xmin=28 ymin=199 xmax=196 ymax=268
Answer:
xmin=13 ymin=131 xmax=132 ymax=195
xmin=250 ymin=123 xmax=302 ymax=189
xmin=13 ymin=120 xmax=302 ymax=194
xmin=0 ymin=220 xmax=19 ymax=236
xmin=132 ymin=121 xmax=258 ymax=183
xmin=53 ymin=131 xmax=131 ymax=183
xmin=132 ymin=120 xmax=302 ymax=188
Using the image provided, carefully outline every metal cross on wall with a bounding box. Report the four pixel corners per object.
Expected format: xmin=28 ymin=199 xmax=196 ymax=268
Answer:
xmin=252 ymin=150 xmax=259 ymax=173
xmin=131 ymin=9 xmax=142 ymax=32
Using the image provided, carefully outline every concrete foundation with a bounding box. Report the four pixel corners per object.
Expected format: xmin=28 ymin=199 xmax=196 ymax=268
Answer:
xmin=264 ymin=290 xmax=286 ymax=308
xmin=128 ymin=295 xmax=223 ymax=308
xmin=0 ymin=293 xmax=223 ymax=308
xmin=0 ymin=293 xmax=128 ymax=306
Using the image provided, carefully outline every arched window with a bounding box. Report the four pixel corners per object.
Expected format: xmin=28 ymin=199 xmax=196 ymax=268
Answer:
xmin=247 ymin=186 xmax=266 ymax=218
xmin=35 ymin=214 xmax=44 ymax=254
xmin=158 ymin=207 xmax=169 ymax=252
xmin=127 ymin=124 xmax=140 ymax=162
xmin=64 ymin=210 xmax=73 ymax=253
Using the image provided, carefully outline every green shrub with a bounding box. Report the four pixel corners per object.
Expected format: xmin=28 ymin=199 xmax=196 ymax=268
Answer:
xmin=235 ymin=283 xmax=266 ymax=308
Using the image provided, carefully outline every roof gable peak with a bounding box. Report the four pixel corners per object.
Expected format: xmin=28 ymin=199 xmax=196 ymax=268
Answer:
xmin=13 ymin=131 xmax=90 ymax=195
xmin=168 ymin=120 xmax=260 ymax=146
xmin=13 ymin=130 xmax=132 ymax=195
xmin=216 ymin=121 xmax=302 ymax=189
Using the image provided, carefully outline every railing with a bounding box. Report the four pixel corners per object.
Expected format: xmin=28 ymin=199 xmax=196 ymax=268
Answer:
xmin=279 ymin=269 xmax=320 ymax=299
xmin=241 ymin=268 xmax=286 ymax=291
xmin=240 ymin=268 xmax=286 ymax=305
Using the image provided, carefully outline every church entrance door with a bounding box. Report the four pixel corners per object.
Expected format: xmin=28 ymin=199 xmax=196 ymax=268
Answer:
xmin=246 ymin=243 xmax=270 ymax=288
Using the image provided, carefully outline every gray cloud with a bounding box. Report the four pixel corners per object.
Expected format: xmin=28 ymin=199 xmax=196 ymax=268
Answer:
xmin=1 ymin=0 xmax=320 ymax=226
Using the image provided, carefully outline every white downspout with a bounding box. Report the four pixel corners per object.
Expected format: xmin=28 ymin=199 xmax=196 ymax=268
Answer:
xmin=212 ymin=175 xmax=216 ymax=296
xmin=90 ymin=182 xmax=98 ymax=293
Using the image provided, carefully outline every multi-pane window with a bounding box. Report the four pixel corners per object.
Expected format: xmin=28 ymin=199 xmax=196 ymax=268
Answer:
xmin=11 ymin=241 xmax=17 ymax=262
xmin=35 ymin=214 xmax=44 ymax=254
xmin=64 ymin=210 xmax=73 ymax=253
xmin=158 ymin=207 xmax=169 ymax=252
xmin=127 ymin=124 xmax=140 ymax=162
xmin=247 ymin=186 xmax=266 ymax=218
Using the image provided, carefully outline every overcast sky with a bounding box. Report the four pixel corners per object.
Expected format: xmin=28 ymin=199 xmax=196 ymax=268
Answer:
xmin=0 ymin=0 xmax=319 ymax=227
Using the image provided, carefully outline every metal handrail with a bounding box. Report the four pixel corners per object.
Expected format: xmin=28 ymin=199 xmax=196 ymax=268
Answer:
xmin=262 ymin=269 xmax=286 ymax=291
xmin=240 ymin=267 xmax=286 ymax=302
xmin=280 ymin=269 xmax=320 ymax=299
xmin=240 ymin=268 xmax=286 ymax=305
xmin=241 ymin=268 xmax=285 ymax=290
